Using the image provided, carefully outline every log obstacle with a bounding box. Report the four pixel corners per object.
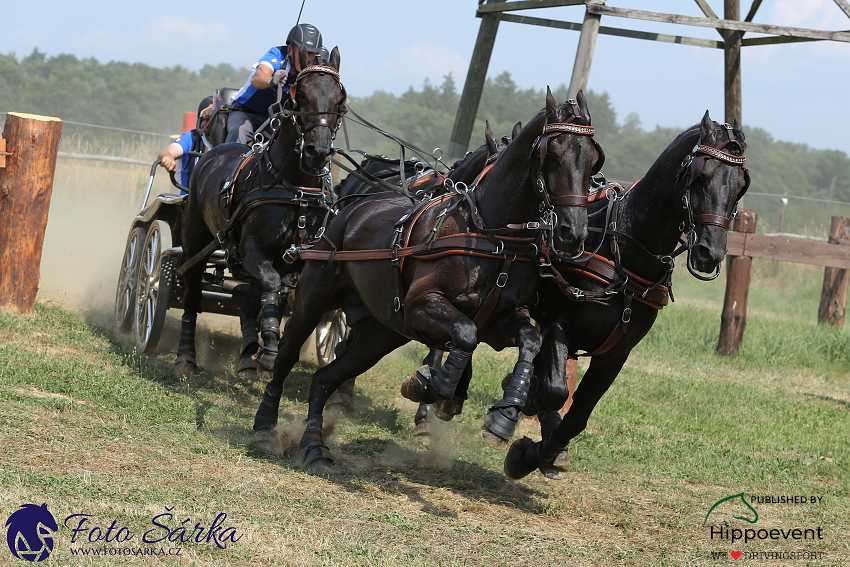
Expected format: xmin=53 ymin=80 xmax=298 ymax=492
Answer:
xmin=0 ymin=113 xmax=63 ymax=313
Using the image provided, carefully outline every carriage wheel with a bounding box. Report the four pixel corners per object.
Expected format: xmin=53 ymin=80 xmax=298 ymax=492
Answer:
xmin=114 ymin=226 xmax=147 ymax=331
xmin=133 ymin=220 xmax=175 ymax=353
xmin=315 ymin=309 xmax=348 ymax=367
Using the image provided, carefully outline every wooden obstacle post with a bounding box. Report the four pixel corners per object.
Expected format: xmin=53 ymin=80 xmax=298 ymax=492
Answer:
xmin=567 ymin=0 xmax=603 ymax=98
xmin=0 ymin=113 xmax=63 ymax=313
xmin=717 ymin=209 xmax=757 ymax=357
xmin=447 ymin=0 xmax=505 ymax=162
xmin=724 ymin=0 xmax=743 ymax=124
xmin=817 ymin=216 xmax=850 ymax=328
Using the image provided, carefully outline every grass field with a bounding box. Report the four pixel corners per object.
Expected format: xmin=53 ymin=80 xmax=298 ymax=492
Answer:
xmin=1 ymin=254 xmax=848 ymax=566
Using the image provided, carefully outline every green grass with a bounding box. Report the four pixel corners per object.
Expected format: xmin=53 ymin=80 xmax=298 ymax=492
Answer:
xmin=1 ymin=258 xmax=849 ymax=566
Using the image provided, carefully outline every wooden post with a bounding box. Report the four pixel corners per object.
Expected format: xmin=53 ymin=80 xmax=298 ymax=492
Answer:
xmin=724 ymin=0 xmax=743 ymax=124
xmin=817 ymin=216 xmax=850 ymax=327
xmin=717 ymin=209 xmax=757 ymax=356
xmin=447 ymin=0 xmax=505 ymax=162
xmin=568 ymin=1 xmax=603 ymax=98
xmin=0 ymin=113 xmax=63 ymax=313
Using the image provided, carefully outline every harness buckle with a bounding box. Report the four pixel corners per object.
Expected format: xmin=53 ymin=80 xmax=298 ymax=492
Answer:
xmin=622 ymin=307 xmax=632 ymax=323
xmin=282 ymin=245 xmax=300 ymax=264
xmin=216 ymin=231 xmax=227 ymax=245
xmin=298 ymin=215 xmax=307 ymax=229
xmin=525 ymin=221 xmax=540 ymax=230
xmin=393 ymin=297 xmax=403 ymax=312
xmin=496 ymin=271 xmax=510 ymax=288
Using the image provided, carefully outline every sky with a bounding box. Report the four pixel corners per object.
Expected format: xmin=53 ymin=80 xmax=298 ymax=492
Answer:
xmin=3 ymin=0 xmax=850 ymax=156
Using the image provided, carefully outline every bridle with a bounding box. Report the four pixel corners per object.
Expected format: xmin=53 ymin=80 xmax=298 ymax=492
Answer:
xmin=534 ymin=99 xmax=605 ymax=261
xmin=675 ymin=123 xmax=750 ymax=280
xmin=263 ymin=64 xmax=347 ymax=179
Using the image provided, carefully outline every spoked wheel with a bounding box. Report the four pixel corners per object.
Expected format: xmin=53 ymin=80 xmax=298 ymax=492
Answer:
xmin=133 ymin=220 xmax=175 ymax=353
xmin=315 ymin=309 xmax=348 ymax=367
xmin=114 ymin=226 xmax=147 ymax=331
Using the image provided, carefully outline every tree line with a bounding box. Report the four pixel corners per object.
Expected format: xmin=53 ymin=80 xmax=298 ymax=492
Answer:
xmin=2 ymin=49 xmax=848 ymax=231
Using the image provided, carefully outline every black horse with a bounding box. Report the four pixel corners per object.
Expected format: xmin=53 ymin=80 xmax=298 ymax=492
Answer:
xmin=173 ymin=47 xmax=345 ymax=377
xmin=501 ymin=112 xmax=750 ymax=479
xmin=252 ymin=89 xmax=604 ymax=472
xmin=326 ymin=120 xmax=521 ymax=419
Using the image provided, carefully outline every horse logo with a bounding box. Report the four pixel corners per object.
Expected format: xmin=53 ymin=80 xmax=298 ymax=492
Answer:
xmin=703 ymin=492 xmax=759 ymax=526
xmin=5 ymin=504 xmax=58 ymax=562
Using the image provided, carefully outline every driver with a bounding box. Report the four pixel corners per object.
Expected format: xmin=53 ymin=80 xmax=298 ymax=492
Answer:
xmin=225 ymin=23 xmax=323 ymax=145
xmin=157 ymin=96 xmax=213 ymax=193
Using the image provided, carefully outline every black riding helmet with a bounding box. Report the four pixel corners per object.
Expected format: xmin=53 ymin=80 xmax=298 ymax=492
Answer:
xmin=286 ymin=23 xmax=322 ymax=52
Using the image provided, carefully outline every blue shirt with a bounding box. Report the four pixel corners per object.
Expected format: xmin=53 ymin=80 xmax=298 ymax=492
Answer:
xmin=232 ymin=46 xmax=294 ymax=115
xmin=170 ymin=130 xmax=201 ymax=191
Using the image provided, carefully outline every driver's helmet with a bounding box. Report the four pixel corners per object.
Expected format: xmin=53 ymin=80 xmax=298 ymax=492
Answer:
xmin=286 ymin=23 xmax=322 ymax=54
xmin=196 ymin=95 xmax=213 ymax=130
xmin=318 ymin=46 xmax=330 ymax=64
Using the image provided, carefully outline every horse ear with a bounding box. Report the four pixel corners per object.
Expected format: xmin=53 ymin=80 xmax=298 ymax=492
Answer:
xmin=700 ymin=110 xmax=714 ymax=140
xmin=575 ymin=89 xmax=591 ymax=124
xmin=329 ymin=46 xmax=341 ymax=71
xmin=733 ymin=118 xmax=744 ymax=139
xmin=545 ymin=86 xmax=557 ymax=116
xmin=485 ymin=120 xmax=498 ymax=155
xmin=511 ymin=121 xmax=522 ymax=140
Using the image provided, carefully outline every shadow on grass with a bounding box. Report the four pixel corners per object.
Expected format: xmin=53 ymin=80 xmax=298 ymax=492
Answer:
xmin=99 ymin=322 xmax=544 ymax=513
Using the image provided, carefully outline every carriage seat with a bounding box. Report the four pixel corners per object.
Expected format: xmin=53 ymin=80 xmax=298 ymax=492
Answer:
xmin=214 ymin=88 xmax=240 ymax=112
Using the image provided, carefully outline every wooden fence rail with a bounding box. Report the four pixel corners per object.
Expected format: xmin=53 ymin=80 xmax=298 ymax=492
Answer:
xmin=718 ymin=210 xmax=850 ymax=356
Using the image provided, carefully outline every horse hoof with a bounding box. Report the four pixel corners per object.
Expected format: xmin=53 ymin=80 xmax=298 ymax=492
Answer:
xmin=480 ymin=408 xmax=520 ymax=450
xmin=307 ymin=457 xmax=334 ymax=474
xmin=236 ymin=356 xmax=258 ymax=380
xmin=433 ymin=396 xmax=464 ymax=421
xmin=173 ymin=355 xmax=197 ymax=377
xmin=300 ymin=443 xmax=334 ymax=472
xmin=253 ymin=348 xmax=277 ymax=371
xmin=504 ymin=437 xmax=537 ymax=480
xmin=480 ymin=427 xmax=509 ymax=451
xmin=252 ymin=429 xmax=279 ymax=453
xmin=400 ymin=365 xmax=435 ymax=404
xmin=412 ymin=420 xmax=431 ymax=441
xmin=540 ymin=447 xmax=570 ymax=479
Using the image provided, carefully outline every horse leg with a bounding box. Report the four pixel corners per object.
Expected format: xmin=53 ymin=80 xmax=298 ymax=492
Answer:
xmin=174 ymin=260 xmax=204 ymax=376
xmin=299 ymin=320 xmax=409 ymax=472
xmin=253 ymin=266 xmax=335 ymax=437
xmin=412 ymin=349 xmax=444 ymax=438
xmin=173 ymin=189 xmax=211 ymax=376
xmin=240 ymin=240 xmax=282 ymax=374
xmin=480 ymin=321 xmax=543 ymax=450
xmin=325 ymin=328 xmax=356 ymax=415
xmin=432 ymin=353 xmax=469 ymax=421
xmin=504 ymin=350 xmax=629 ymax=480
xmin=233 ymin=281 xmax=261 ymax=379
xmin=399 ymin=293 xmax=477 ymax=404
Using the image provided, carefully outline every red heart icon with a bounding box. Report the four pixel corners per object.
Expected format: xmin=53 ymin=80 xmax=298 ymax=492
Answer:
xmin=731 ymin=551 xmax=742 ymax=560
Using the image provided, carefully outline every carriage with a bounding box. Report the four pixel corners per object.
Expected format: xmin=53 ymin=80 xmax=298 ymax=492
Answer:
xmin=112 ymin=155 xmax=346 ymax=367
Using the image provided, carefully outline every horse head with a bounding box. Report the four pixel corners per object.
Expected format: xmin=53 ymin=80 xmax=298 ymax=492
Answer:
xmin=287 ymin=46 xmax=346 ymax=172
xmin=539 ymin=88 xmax=605 ymax=257
xmin=679 ymin=111 xmax=749 ymax=279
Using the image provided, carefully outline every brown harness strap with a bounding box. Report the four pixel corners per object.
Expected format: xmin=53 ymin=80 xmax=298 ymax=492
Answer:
xmin=471 ymin=256 xmax=514 ymax=330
